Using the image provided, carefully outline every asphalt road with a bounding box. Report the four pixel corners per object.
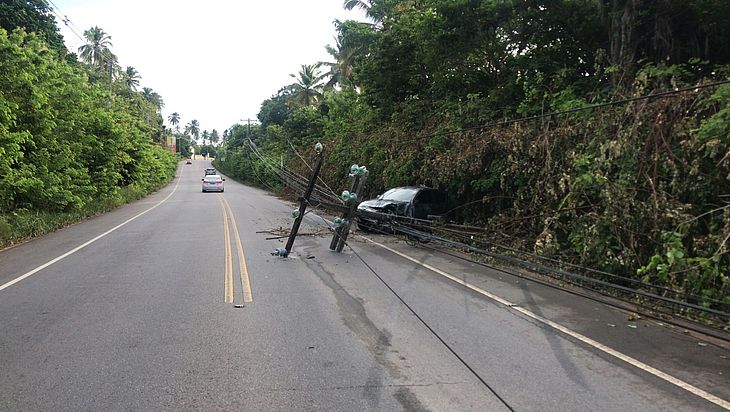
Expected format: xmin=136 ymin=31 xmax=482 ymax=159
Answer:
xmin=1 ymin=160 xmax=728 ymax=411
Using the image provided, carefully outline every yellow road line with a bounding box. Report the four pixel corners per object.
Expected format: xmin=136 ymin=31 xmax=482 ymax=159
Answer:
xmin=218 ymin=196 xmax=233 ymax=303
xmin=222 ymin=196 xmax=253 ymax=303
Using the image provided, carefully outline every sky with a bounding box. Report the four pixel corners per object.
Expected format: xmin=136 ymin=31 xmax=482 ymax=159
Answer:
xmin=52 ymin=0 xmax=367 ymax=134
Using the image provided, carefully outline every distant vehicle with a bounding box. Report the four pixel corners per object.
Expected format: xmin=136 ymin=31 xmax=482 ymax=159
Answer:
xmin=186 ymin=159 xmax=192 ymax=164
xmin=204 ymin=167 xmax=216 ymax=175
xmin=357 ymin=186 xmax=449 ymax=232
xmin=201 ymin=175 xmax=225 ymax=192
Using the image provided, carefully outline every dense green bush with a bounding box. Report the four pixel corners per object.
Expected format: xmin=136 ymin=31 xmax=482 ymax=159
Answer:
xmin=0 ymin=28 xmax=177 ymax=246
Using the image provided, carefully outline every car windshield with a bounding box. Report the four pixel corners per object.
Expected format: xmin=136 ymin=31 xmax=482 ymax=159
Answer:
xmin=381 ymin=188 xmax=418 ymax=202
xmin=206 ymin=176 xmax=221 ymax=181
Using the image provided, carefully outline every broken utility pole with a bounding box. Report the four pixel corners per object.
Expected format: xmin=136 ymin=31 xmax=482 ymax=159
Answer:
xmin=330 ymin=165 xmax=368 ymax=253
xmin=275 ymin=144 xmax=325 ymax=257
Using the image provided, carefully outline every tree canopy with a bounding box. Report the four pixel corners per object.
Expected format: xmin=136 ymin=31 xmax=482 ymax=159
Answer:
xmin=215 ymin=0 xmax=730 ymax=306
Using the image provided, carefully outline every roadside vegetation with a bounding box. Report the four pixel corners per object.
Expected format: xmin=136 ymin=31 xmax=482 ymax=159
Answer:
xmin=0 ymin=2 xmax=177 ymax=247
xmin=215 ymin=0 xmax=730 ymax=306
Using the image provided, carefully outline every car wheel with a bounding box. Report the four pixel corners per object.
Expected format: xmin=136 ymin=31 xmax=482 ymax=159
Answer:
xmin=357 ymin=221 xmax=372 ymax=232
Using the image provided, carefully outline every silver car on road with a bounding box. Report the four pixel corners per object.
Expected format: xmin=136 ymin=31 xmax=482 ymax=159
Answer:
xmin=201 ymin=175 xmax=225 ymax=192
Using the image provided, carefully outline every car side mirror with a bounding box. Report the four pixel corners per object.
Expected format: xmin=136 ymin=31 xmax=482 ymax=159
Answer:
xmin=201 ymin=178 xmax=204 ymax=181
xmin=222 ymin=178 xmax=226 ymax=181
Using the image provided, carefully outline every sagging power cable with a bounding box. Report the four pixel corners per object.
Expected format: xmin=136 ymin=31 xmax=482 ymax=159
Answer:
xmin=287 ymin=139 xmax=341 ymax=202
xmin=428 ymin=224 xmax=729 ymax=309
xmin=248 ymin=139 xmax=339 ymax=204
xmin=353 ymin=206 xmax=729 ymax=312
xmin=313 ymin=215 xmax=516 ymax=412
xmin=386 ymin=80 xmax=730 ymax=145
xmin=391 ymin=222 xmax=730 ymax=319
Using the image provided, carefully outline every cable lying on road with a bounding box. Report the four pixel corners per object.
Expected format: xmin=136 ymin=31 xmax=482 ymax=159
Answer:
xmin=310 ymin=214 xmax=516 ymax=412
xmin=314 ymin=204 xmax=730 ymax=323
xmin=391 ymin=222 xmax=730 ymax=321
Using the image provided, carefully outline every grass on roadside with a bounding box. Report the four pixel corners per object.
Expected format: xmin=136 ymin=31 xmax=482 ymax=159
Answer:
xmin=0 ymin=177 xmax=174 ymax=250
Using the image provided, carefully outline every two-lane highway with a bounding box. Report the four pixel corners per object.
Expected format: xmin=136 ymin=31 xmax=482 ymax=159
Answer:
xmin=1 ymin=160 xmax=728 ymax=411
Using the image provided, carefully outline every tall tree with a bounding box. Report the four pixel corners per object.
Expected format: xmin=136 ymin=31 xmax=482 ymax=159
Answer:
xmin=185 ymin=119 xmax=200 ymax=141
xmin=595 ymin=0 xmax=730 ymax=89
xmin=167 ymin=112 xmax=180 ymax=131
xmin=288 ymin=64 xmax=325 ymax=106
xmin=141 ymin=87 xmax=164 ymax=110
xmin=78 ymin=26 xmax=115 ymax=70
xmin=210 ymin=129 xmax=220 ymax=145
xmin=123 ymin=66 xmax=140 ymax=91
xmin=320 ymin=37 xmax=357 ymax=89
xmin=0 ymin=0 xmax=66 ymax=53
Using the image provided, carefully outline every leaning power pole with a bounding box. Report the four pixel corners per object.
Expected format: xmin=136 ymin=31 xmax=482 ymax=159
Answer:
xmin=274 ymin=143 xmax=325 ymax=258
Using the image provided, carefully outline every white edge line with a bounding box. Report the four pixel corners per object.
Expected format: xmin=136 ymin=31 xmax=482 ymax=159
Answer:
xmin=0 ymin=170 xmax=182 ymax=292
xmin=360 ymin=235 xmax=730 ymax=410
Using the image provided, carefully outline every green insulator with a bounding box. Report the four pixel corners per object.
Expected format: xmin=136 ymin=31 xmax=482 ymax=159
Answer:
xmin=315 ymin=142 xmax=324 ymax=153
xmin=334 ymin=216 xmax=347 ymax=226
xmin=291 ymin=209 xmax=301 ymax=218
xmin=341 ymin=191 xmax=358 ymax=203
xmin=349 ymin=164 xmax=368 ymax=177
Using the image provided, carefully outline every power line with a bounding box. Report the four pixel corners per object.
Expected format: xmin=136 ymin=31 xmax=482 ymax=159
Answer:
xmin=286 ymin=138 xmax=341 ymax=201
xmin=315 ymin=215 xmax=515 ymax=411
xmin=385 ymin=80 xmax=730 ymax=145
xmin=247 ymin=138 xmax=339 ymax=203
xmin=47 ymin=0 xmax=118 ymax=67
xmin=343 ymin=206 xmax=729 ymax=315
xmin=390 ymin=222 xmax=730 ymax=319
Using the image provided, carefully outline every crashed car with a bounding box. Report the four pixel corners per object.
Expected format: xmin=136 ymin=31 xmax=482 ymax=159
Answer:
xmin=356 ymin=186 xmax=449 ymax=232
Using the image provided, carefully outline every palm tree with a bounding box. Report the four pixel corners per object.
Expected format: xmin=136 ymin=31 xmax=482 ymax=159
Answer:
xmin=288 ymin=64 xmax=325 ymax=106
xmin=201 ymin=130 xmax=210 ymax=158
xmin=142 ymin=87 xmax=164 ymax=110
xmin=210 ymin=129 xmax=220 ymax=146
xmin=344 ymin=0 xmax=415 ymax=24
xmin=320 ymin=38 xmax=358 ymax=90
xmin=168 ymin=112 xmax=181 ymax=132
xmin=124 ymin=66 xmax=141 ymax=90
xmin=186 ymin=120 xmax=200 ymax=141
xmin=78 ymin=26 xmax=116 ymax=70
xmin=343 ymin=0 xmax=373 ymax=15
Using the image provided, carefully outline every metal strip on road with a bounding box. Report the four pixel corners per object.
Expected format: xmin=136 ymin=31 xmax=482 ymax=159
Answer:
xmin=360 ymin=235 xmax=730 ymax=411
xmin=0 ymin=169 xmax=183 ymax=293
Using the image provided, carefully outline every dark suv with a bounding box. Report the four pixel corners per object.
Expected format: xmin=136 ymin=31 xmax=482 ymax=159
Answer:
xmin=356 ymin=186 xmax=449 ymax=231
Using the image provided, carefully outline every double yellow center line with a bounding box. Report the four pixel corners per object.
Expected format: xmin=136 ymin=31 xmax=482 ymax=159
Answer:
xmin=217 ymin=195 xmax=253 ymax=305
